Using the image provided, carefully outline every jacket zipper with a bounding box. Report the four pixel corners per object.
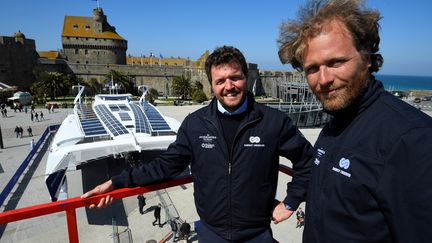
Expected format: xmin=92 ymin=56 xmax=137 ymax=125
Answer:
xmin=227 ymin=116 xmax=261 ymax=239
xmin=206 ymin=115 xmax=261 ymax=240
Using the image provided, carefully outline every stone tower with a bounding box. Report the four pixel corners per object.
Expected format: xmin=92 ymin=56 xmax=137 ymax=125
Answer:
xmin=0 ymin=31 xmax=39 ymax=88
xmin=61 ymin=8 xmax=127 ymax=65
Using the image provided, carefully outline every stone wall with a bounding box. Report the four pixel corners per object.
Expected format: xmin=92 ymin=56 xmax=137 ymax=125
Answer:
xmin=64 ymin=62 xmax=260 ymax=98
xmin=62 ymin=37 xmax=127 ymax=65
xmin=0 ymin=35 xmax=39 ymax=89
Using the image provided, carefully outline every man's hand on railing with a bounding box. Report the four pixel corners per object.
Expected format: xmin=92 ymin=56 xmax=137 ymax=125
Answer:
xmin=272 ymin=202 xmax=294 ymax=224
xmin=81 ymin=180 xmax=115 ymax=209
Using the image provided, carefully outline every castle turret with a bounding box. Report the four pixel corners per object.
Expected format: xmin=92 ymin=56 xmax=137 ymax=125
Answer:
xmin=61 ymin=8 xmax=127 ymax=65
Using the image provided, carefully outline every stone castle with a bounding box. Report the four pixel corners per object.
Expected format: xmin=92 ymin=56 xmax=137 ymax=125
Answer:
xmin=1 ymin=7 xmax=307 ymax=100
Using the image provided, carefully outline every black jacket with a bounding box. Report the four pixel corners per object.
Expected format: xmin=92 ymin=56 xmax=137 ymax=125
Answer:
xmin=305 ymin=76 xmax=432 ymax=242
xmin=112 ymin=93 xmax=313 ymax=240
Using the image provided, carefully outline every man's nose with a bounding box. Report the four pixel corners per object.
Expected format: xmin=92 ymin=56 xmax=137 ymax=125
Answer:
xmin=318 ymin=66 xmax=333 ymax=86
xmin=224 ymin=79 xmax=235 ymax=89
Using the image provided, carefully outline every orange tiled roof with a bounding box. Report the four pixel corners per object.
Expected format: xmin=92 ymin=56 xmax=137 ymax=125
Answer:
xmin=38 ymin=51 xmax=61 ymax=59
xmin=62 ymin=16 xmax=125 ymax=40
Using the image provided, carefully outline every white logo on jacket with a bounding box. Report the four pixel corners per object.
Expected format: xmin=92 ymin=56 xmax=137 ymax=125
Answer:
xmin=199 ymin=134 xmax=216 ymax=149
xmin=332 ymin=157 xmax=351 ymax=178
xmin=249 ymin=136 xmax=260 ymax=143
xmin=244 ymin=136 xmax=265 ymax=147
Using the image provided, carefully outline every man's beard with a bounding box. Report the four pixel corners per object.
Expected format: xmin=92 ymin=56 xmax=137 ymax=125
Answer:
xmin=316 ymin=77 xmax=368 ymax=112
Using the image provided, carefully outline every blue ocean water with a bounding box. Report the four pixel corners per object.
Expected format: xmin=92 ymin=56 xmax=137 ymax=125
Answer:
xmin=375 ymin=74 xmax=432 ymax=91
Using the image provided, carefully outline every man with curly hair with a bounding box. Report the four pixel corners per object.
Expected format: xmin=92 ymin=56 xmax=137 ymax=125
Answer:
xmin=276 ymin=0 xmax=432 ymax=242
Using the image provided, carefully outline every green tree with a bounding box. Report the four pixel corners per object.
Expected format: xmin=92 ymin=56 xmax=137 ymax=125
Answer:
xmin=146 ymin=88 xmax=159 ymax=105
xmin=191 ymin=81 xmax=208 ymax=103
xmin=172 ymin=75 xmax=191 ymax=100
xmin=192 ymin=89 xmax=208 ymax=103
xmin=85 ymin=78 xmax=103 ymax=96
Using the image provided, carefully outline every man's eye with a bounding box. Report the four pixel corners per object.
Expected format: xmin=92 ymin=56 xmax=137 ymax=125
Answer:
xmin=329 ymin=60 xmax=345 ymax=67
xmin=305 ymin=66 xmax=318 ymax=75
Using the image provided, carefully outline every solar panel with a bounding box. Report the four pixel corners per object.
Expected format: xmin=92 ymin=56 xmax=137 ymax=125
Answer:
xmin=108 ymin=104 xmax=120 ymax=112
xmin=81 ymin=118 xmax=109 ymax=136
xmin=94 ymin=104 xmax=129 ymax=137
xmin=130 ymin=103 xmax=151 ymax=134
xmin=118 ymin=112 xmax=132 ymax=121
xmin=142 ymin=102 xmax=172 ymax=131
xmin=118 ymin=104 xmax=130 ymax=111
xmin=76 ymin=103 xmax=108 ymax=137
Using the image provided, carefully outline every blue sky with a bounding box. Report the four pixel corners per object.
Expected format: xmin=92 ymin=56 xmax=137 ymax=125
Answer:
xmin=1 ymin=0 xmax=431 ymax=76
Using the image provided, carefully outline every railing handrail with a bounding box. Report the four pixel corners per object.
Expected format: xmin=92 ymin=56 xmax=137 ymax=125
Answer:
xmin=0 ymin=176 xmax=193 ymax=225
xmin=0 ymin=165 xmax=294 ymax=243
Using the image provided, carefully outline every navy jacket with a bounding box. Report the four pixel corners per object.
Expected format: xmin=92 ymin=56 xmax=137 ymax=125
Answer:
xmin=305 ymin=76 xmax=432 ymax=242
xmin=112 ymin=93 xmax=313 ymax=240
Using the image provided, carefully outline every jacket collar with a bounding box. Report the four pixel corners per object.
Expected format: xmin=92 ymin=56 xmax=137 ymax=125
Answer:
xmin=325 ymin=75 xmax=385 ymax=131
xmin=205 ymin=92 xmax=262 ymax=123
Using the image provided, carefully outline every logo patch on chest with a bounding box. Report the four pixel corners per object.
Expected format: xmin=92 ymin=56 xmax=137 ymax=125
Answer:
xmin=199 ymin=134 xmax=216 ymax=149
xmin=244 ymin=136 xmax=265 ymax=147
xmin=332 ymin=157 xmax=352 ymax=178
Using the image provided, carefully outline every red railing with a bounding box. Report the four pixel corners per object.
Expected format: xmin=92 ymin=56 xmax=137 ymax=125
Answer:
xmin=0 ymin=166 xmax=294 ymax=243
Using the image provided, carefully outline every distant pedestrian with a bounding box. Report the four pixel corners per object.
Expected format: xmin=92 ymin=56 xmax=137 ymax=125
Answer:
xmin=152 ymin=203 xmax=162 ymax=227
xmin=14 ymin=126 xmax=20 ymax=138
xmin=3 ymin=108 xmax=7 ymax=117
xmin=35 ymin=112 xmax=39 ymax=122
xmin=179 ymin=221 xmax=191 ymax=241
xmin=30 ymin=112 xmax=34 ymax=122
xmin=170 ymin=219 xmax=178 ymax=242
xmin=296 ymin=207 xmax=305 ymax=228
xmin=137 ymin=194 xmax=146 ymax=215
xmin=40 ymin=111 xmax=44 ymax=120
xmin=27 ymin=126 xmax=33 ymax=137
xmin=19 ymin=126 xmax=23 ymax=138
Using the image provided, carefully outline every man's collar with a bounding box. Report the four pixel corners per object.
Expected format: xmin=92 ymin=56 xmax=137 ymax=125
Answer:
xmin=217 ymin=96 xmax=248 ymax=115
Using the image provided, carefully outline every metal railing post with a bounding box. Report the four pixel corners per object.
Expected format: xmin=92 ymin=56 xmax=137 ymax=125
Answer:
xmin=66 ymin=208 xmax=79 ymax=243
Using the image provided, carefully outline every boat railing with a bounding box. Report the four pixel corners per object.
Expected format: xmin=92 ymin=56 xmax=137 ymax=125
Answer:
xmin=0 ymin=166 xmax=294 ymax=243
xmin=0 ymin=125 xmax=59 ymax=207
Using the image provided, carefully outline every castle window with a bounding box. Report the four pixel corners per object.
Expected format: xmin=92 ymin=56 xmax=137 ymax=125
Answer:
xmin=75 ymin=49 xmax=78 ymax=54
xmin=86 ymin=61 xmax=89 ymax=64
xmin=85 ymin=49 xmax=88 ymax=54
xmin=77 ymin=61 xmax=80 ymax=64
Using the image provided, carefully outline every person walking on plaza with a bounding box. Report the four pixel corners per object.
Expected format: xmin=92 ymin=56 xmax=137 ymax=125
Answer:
xmin=295 ymin=207 xmax=305 ymax=228
xmin=27 ymin=126 xmax=33 ymax=137
xmin=276 ymin=0 xmax=432 ymax=241
xmin=169 ymin=218 xmax=178 ymax=242
xmin=40 ymin=111 xmax=44 ymax=120
xmin=30 ymin=112 xmax=34 ymax=122
xmin=14 ymin=126 xmax=20 ymax=138
xmin=179 ymin=221 xmax=191 ymax=241
xmin=152 ymin=203 xmax=162 ymax=227
xmin=137 ymin=194 xmax=146 ymax=215
xmin=34 ymin=111 xmax=39 ymax=122
xmin=82 ymin=46 xmax=314 ymax=242
xmin=18 ymin=126 xmax=23 ymax=138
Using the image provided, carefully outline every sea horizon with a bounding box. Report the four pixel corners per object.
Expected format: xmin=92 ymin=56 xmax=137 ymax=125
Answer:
xmin=375 ymin=74 xmax=432 ymax=91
